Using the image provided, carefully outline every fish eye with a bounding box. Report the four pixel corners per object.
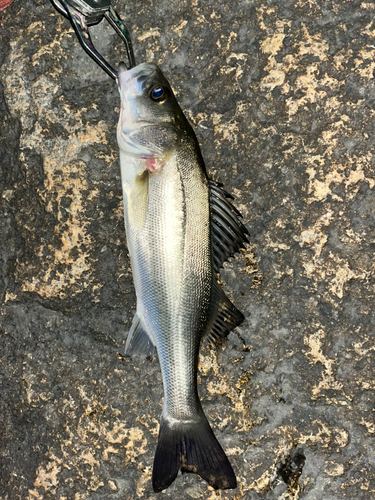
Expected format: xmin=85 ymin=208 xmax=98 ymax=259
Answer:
xmin=150 ymin=86 xmax=166 ymax=101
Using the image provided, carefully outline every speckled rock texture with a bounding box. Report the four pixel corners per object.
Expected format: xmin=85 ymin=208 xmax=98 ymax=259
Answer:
xmin=1 ymin=0 xmax=374 ymax=498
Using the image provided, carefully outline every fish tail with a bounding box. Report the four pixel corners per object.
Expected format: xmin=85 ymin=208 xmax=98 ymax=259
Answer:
xmin=152 ymin=414 xmax=237 ymax=492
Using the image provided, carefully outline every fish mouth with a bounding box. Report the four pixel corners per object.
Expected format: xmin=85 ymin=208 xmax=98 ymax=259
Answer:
xmin=118 ymin=62 xmax=159 ymax=91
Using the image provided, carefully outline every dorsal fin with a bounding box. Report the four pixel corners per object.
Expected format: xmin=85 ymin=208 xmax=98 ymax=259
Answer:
xmin=205 ymin=281 xmax=245 ymax=344
xmin=210 ymin=180 xmax=249 ymax=272
xmin=125 ymin=313 xmax=155 ymax=358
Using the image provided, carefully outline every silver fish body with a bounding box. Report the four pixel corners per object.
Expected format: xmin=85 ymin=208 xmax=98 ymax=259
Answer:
xmin=117 ymin=62 xmax=248 ymax=492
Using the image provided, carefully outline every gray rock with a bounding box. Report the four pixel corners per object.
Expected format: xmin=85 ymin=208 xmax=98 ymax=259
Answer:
xmin=1 ymin=0 xmax=374 ymax=498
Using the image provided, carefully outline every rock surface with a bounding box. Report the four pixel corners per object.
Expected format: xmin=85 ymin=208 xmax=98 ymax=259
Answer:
xmin=1 ymin=0 xmax=374 ymax=499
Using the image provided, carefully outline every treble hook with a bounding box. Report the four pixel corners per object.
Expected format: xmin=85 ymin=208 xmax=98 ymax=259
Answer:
xmin=50 ymin=0 xmax=136 ymax=79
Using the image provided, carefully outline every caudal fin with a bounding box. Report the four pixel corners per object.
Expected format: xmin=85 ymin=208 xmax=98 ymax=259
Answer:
xmin=152 ymin=415 xmax=237 ymax=492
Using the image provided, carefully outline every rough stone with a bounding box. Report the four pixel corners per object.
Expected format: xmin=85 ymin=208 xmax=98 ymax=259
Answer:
xmin=0 ymin=0 xmax=374 ymax=499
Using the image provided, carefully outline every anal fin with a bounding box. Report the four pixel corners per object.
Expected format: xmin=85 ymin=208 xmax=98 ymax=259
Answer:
xmin=125 ymin=313 xmax=155 ymax=358
xmin=205 ymin=282 xmax=245 ymax=344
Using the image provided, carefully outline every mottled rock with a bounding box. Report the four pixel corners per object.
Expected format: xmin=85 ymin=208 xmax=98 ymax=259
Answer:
xmin=1 ymin=0 xmax=374 ymax=499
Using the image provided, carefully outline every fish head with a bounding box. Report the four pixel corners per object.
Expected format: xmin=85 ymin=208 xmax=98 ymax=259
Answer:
xmin=117 ymin=62 xmax=191 ymax=167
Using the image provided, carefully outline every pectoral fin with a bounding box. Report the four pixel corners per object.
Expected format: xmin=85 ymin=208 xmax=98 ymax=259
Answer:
xmin=125 ymin=313 xmax=155 ymax=358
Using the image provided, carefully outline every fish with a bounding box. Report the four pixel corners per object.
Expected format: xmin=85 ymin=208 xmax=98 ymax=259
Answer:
xmin=116 ymin=62 xmax=249 ymax=492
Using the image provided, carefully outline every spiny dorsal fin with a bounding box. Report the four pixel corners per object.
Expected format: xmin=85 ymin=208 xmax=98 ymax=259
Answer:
xmin=125 ymin=313 xmax=155 ymax=358
xmin=210 ymin=180 xmax=249 ymax=272
xmin=205 ymin=281 xmax=245 ymax=344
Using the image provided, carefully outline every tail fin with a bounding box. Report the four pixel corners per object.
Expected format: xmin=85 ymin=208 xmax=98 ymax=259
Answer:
xmin=152 ymin=415 xmax=237 ymax=492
